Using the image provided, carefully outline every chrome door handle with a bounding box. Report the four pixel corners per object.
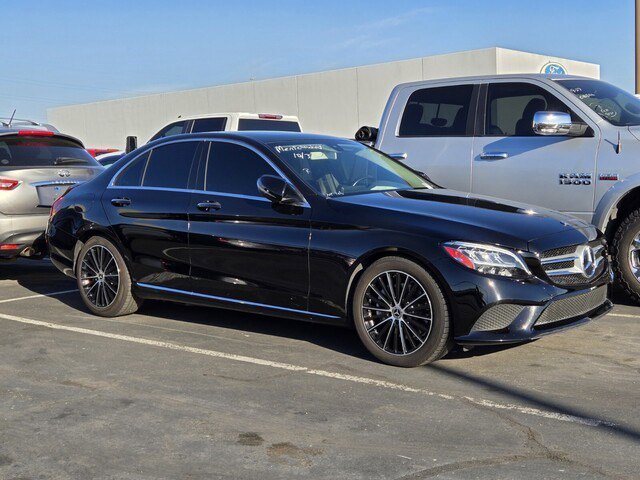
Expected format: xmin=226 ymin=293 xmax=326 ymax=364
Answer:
xmin=388 ymin=152 xmax=407 ymax=160
xmin=197 ymin=200 xmax=222 ymax=212
xmin=480 ymin=152 xmax=509 ymax=160
xmin=111 ymin=197 xmax=131 ymax=207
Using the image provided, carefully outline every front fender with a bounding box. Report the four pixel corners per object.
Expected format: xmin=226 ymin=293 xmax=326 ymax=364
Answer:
xmin=592 ymin=173 xmax=640 ymax=231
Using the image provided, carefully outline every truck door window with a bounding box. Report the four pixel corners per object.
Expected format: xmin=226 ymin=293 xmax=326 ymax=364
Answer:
xmin=149 ymin=121 xmax=187 ymax=142
xmin=485 ymin=82 xmax=580 ymax=136
xmin=399 ymin=85 xmax=473 ymax=137
xmin=192 ymin=117 xmax=227 ymax=133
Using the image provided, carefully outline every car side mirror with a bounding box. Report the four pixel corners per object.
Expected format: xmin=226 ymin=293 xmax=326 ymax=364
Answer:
xmin=532 ymin=111 xmax=573 ymax=136
xmin=257 ymin=175 xmax=305 ymax=206
xmin=125 ymin=135 xmax=138 ymax=153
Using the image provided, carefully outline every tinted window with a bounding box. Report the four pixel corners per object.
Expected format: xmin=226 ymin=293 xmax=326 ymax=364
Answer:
xmin=486 ymin=82 xmax=580 ymax=136
xmin=191 ymin=117 xmax=227 ymax=133
xmin=270 ymin=139 xmax=432 ymax=197
xmin=115 ymin=152 xmax=149 ymax=187
xmin=237 ymin=119 xmax=301 ymax=132
xmin=0 ymin=136 xmax=98 ymax=167
xmin=149 ymin=121 xmax=186 ymax=142
xmin=556 ymin=79 xmax=640 ymax=126
xmin=399 ymin=85 xmax=473 ymax=136
xmin=142 ymin=141 xmax=199 ymax=189
xmin=206 ymin=142 xmax=277 ymax=196
xmin=98 ymin=153 xmax=124 ymax=167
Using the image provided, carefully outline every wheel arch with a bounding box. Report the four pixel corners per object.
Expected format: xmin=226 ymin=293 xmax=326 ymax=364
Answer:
xmin=595 ymin=181 xmax=640 ymax=242
xmin=72 ymin=226 xmax=131 ymax=277
xmin=343 ymin=246 xmax=451 ymax=323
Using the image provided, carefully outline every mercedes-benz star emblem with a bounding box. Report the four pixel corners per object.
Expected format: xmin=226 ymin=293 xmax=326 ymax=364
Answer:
xmin=577 ymin=245 xmax=596 ymax=278
xmin=57 ymin=169 xmax=71 ymax=178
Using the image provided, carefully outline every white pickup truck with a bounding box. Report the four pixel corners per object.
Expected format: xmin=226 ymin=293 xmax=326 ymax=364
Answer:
xmin=357 ymin=74 xmax=640 ymax=300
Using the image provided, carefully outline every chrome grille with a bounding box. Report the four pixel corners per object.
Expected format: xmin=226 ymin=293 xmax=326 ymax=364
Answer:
xmin=471 ymin=304 xmax=524 ymax=332
xmin=540 ymin=241 xmax=606 ymax=287
xmin=536 ymin=285 xmax=608 ymax=327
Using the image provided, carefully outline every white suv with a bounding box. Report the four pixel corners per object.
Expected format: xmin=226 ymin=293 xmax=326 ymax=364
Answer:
xmin=149 ymin=113 xmax=301 ymax=142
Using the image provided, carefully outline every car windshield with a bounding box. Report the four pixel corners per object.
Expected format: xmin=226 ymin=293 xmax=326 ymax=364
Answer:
xmin=269 ymin=139 xmax=433 ymax=197
xmin=0 ymin=136 xmax=98 ymax=167
xmin=556 ymin=79 xmax=640 ymax=126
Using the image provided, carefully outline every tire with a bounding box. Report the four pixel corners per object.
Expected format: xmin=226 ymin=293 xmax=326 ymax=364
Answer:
xmin=612 ymin=208 xmax=640 ymax=302
xmin=352 ymin=256 xmax=452 ymax=367
xmin=75 ymin=236 xmax=143 ymax=317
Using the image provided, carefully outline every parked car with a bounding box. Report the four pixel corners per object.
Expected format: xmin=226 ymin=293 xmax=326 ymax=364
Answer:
xmin=148 ymin=113 xmax=302 ymax=142
xmin=87 ymin=148 xmax=120 ymax=158
xmin=96 ymin=150 xmax=125 ymax=168
xmin=357 ymin=74 xmax=640 ymax=301
xmin=0 ymin=128 xmax=102 ymax=259
xmin=46 ymin=131 xmax=611 ymax=367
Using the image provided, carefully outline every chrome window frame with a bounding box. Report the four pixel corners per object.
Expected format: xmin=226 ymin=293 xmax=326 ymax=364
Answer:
xmin=107 ymin=137 xmax=310 ymax=208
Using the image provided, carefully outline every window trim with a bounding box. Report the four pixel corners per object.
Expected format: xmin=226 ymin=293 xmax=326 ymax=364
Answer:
xmin=396 ymin=83 xmax=479 ymax=138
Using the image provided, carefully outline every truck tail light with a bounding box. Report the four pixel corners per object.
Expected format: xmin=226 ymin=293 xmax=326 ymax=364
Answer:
xmin=258 ymin=114 xmax=283 ymax=120
xmin=0 ymin=178 xmax=20 ymax=190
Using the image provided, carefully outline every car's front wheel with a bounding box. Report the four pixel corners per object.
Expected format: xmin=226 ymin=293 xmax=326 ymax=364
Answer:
xmin=352 ymin=257 xmax=452 ymax=367
xmin=75 ymin=236 xmax=143 ymax=317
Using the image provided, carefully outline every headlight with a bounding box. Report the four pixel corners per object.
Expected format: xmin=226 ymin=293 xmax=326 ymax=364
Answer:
xmin=443 ymin=241 xmax=531 ymax=278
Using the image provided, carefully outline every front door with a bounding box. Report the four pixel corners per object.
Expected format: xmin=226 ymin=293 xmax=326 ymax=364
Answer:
xmin=188 ymin=140 xmax=310 ymax=312
xmin=471 ymin=81 xmax=600 ymax=221
xmin=103 ymin=140 xmax=202 ymax=290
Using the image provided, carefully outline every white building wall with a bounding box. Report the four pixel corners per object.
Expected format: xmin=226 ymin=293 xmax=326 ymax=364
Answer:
xmin=47 ymin=47 xmax=600 ymax=148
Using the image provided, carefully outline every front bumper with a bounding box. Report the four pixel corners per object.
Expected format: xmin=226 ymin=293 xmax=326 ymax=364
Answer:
xmin=454 ymin=283 xmax=612 ymax=345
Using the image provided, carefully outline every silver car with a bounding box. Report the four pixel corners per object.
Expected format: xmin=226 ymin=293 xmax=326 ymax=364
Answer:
xmin=0 ymin=127 xmax=102 ymax=259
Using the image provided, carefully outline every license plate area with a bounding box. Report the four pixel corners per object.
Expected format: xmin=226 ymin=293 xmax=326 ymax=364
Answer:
xmin=36 ymin=183 xmax=77 ymax=207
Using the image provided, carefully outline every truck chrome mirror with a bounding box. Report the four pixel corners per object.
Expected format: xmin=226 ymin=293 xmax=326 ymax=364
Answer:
xmin=532 ymin=111 xmax=572 ymax=136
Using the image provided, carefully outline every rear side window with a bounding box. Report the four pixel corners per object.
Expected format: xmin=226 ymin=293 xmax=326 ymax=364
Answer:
xmin=149 ymin=120 xmax=187 ymax=142
xmin=485 ymin=82 xmax=580 ymax=136
xmin=191 ymin=117 xmax=227 ymax=133
xmin=399 ymin=85 xmax=474 ymax=136
xmin=237 ymin=119 xmax=301 ymax=132
xmin=143 ymin=141 xmax=199 ymax=189
xmin=206 ymin=142 xmax=277 ymax=196
xmin=0 ymin=136 xmax=98 ymax=167
xmin=114 ymin=152 xmax=149 ymax=186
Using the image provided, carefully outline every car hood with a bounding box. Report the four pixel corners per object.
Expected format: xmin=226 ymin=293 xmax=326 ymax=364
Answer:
xmin=330 ymin=188 xmax=595 ymax=252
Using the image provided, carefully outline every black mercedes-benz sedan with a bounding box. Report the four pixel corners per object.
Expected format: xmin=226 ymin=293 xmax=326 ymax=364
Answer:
xmin=46 ymin=131 xmax=612 ymax=367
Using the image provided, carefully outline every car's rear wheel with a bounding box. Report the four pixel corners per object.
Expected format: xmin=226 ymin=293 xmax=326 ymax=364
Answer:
xmin=76 ymin=236 xmax=142 ymax=317
xmin=352 ymin=257 xmax=452 ymax=367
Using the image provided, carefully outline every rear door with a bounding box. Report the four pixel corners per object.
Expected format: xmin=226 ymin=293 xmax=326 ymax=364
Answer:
xmin=103 ymin=140 xmax=203 ymax=290
xmin=376 ymin=82 xmax=477 ymax=191
xmin=0 ymin=133 xmax=102 ymax=216
xmin=471 ymin=81 xmax=599 ymax=220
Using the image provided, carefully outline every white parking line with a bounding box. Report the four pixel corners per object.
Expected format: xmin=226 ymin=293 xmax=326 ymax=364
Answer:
xmin=0 ymin=289 xmax=77 ymax=304
xmin=0 ymin=312 xmax=616 ymax=429
xmin=607 ymin=312 xmax=640 ymax=319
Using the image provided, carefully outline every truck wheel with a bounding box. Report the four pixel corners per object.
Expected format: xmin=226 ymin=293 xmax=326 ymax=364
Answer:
xmin=352 ymin=257 xmax=452 ymax=367
xmin=612 ymin=208 xmax=640 ymax=302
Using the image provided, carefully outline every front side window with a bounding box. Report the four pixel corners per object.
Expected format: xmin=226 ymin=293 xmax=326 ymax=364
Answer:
xmin=149 ymin=121 xmax=187 ymax=142
xmin=270 ymin=139 xmax=432 ymax=197
xmin=206 ymin=142 xmax=277 ymax=196
xmin=486 ymin=82 xmax=580 ymax=136
xmin=142 ymin=141 xmax=199 ymax=189
xmin=556 ymin=79 xmax=640 ymax=126
xmin=191 ymin=117 xmax=227 ymax=133
xmin=399 ymin=85 xmax=473 ymax=137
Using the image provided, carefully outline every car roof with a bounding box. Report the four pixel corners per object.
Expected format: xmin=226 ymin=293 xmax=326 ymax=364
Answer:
xmin=393 ymin=73 xmax=594 ymax=89
xmin=0 ymin=129 xmax=85 ymax=147
xmin=166 ymin=112 xmax=300 ymax=122
xmin=147 ymin=130 xmax=344 ymax=148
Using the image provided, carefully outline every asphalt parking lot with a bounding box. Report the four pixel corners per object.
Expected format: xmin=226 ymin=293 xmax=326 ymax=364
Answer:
xmin=0 ymin=260 xmax=638 ymax=479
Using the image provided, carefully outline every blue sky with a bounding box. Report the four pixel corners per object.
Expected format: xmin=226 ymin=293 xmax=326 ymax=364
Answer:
xmin=0 ymin=0 xmax=634 ymax=122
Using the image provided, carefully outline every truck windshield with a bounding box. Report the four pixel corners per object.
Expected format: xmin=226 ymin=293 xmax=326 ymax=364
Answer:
xmin=269 ymin=139 xmax=433 ymax=197
xmin=556 ymin=79 xmax=640 ymax=126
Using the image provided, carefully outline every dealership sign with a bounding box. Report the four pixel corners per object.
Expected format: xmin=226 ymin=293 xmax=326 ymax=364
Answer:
xmin=541 ymin=62 xmax=567 ymax=75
